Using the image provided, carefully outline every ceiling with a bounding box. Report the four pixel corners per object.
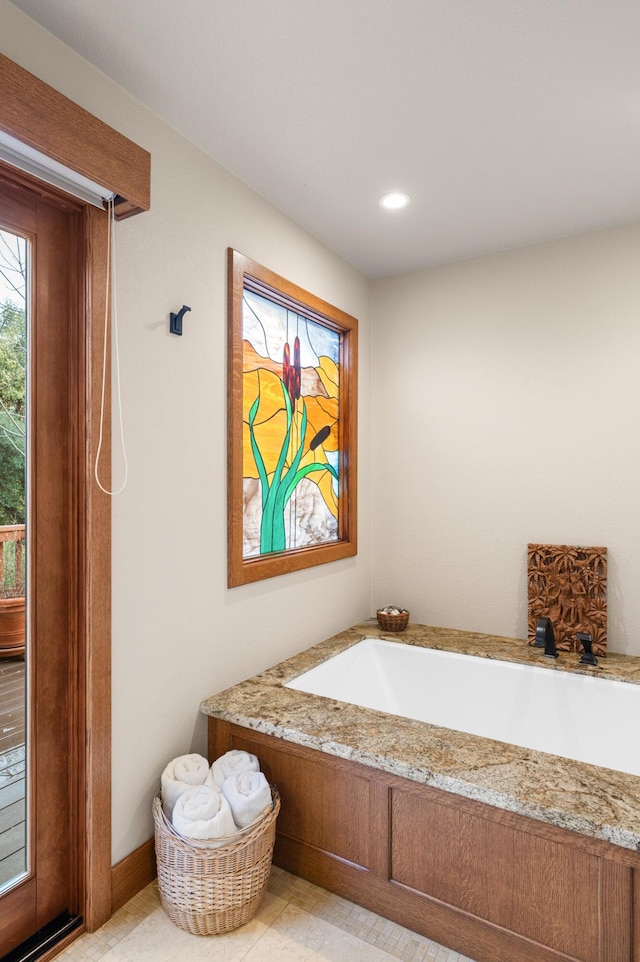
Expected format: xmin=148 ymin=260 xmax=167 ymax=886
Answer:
xmin=10 ymin=0 xmax=640 ymax=278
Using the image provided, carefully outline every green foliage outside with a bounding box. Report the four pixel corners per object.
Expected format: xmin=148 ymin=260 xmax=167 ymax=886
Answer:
xmin=0 ymin=298 xmax=26 ymax=525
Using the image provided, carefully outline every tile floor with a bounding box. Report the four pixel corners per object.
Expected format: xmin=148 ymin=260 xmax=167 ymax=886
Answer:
xmin=54 ymin=866 xmax=478 ymax=962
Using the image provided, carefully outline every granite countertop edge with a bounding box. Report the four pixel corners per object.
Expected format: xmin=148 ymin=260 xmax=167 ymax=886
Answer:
xmin=200 ymin=620 xmax=640 ymax=854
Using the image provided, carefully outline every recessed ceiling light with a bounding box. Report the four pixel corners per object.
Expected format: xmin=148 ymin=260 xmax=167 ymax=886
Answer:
xmin=379 ymin=192 xmax=410 ymax=210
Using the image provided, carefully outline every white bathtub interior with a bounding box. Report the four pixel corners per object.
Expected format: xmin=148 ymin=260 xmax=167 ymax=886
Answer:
xmin=285 ymin=638 xmax=639 ymax=777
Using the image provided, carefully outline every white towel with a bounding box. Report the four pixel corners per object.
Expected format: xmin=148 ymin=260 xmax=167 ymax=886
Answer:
xmin=209 ymin=749 xmax=260 ymax=790
xmin=171 ymin=784 xmax=237 ymax=843
xmin=161 ymin=753 xmax=211 ymax=819
xmin=222 ymin=771 xmax=272 ymax=829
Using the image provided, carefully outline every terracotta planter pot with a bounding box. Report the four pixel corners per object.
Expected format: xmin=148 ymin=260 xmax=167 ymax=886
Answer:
xmin=0 ymin=596 xmax=26 ymax=658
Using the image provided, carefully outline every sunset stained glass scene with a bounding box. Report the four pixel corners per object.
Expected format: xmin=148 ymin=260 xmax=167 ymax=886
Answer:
xmin=241 ymin=286 xmax=341 ymax=559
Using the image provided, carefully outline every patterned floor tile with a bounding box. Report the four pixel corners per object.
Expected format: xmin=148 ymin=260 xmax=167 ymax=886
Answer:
xmin=51 ymin=867 xmax=477 ymax=962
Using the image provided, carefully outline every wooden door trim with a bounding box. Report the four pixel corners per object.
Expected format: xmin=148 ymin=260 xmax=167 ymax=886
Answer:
xmin=81 ymin=205 xmax=112 ymax=930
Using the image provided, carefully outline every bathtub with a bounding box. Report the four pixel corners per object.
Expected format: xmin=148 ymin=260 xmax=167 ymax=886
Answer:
xmin=285 ymin=636 xmax=640 ymax=777
xmin=204 ymin=624 xmax=640 ymax=962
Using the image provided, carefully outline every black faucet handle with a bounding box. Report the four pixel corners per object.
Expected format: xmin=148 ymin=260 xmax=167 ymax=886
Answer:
xmin=577 ymin=632 xmax=598 ymax=667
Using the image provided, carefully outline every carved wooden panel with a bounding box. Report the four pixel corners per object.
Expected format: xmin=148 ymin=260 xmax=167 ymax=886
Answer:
xmin=527 ymin=543 xmax=607 ymax=655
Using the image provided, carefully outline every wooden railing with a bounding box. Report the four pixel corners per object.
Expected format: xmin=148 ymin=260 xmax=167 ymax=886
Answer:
xmin=0 ymin=525 xmax=26 ymax=596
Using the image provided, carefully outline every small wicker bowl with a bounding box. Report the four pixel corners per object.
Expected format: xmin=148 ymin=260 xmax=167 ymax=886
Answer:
xmin=376 ymin=609 xmax=410 ymax=632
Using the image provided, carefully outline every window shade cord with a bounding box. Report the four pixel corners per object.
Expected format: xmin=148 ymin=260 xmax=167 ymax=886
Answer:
xmin=94 ymin=198 xmax=128 ymax=495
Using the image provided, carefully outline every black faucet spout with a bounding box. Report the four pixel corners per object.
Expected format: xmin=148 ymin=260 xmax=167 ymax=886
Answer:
xmin=535 ymin=617 xmax=558 ymax=659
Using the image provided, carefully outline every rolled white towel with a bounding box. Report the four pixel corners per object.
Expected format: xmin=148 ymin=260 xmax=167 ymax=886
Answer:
xmin=209 ymin=749 xmax=260 ymax=790
xmin=222 ymin=771 xmax=272 ymax=829
xmin=172 ymin=784 xmax=237 ymax=843
xmin=161 ymin=753 xmax=211 ymax=819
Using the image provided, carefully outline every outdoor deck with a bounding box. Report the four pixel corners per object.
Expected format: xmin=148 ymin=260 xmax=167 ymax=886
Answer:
xmin=0 ymin=656 xmax=26 ymax=889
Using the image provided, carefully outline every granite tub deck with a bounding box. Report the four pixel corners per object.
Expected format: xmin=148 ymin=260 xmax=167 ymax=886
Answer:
xmin=200 ymin=620 xmax=640 ymax=852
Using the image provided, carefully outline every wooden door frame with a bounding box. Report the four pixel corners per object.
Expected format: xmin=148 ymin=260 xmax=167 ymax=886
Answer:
xmin=80 ymin=204 xmax=113 ymax=931
xmin=0 ymin=166 xmax=111 ymax=951
xmin=0 ymin=165 xmax=113 ymax=939
xmin=0 ymin=51 xmax=151 ymax=935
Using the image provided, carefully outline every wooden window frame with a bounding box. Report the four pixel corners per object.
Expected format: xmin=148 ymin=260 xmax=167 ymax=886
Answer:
xmin=0 ymin=52 xmax=150 ymax=931
xmin=228 ymin=249 xmax=358 ymax=587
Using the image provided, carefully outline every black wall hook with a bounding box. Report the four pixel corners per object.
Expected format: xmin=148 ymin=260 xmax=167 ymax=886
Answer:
xmin=170 ymin=305 xmax=191 ymax=336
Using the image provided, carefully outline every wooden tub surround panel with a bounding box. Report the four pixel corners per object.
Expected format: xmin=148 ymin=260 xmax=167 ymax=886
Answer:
xmin=390 ymin=787 xmax=630 ymax=962
xmin=209 ymin=720 xmax=637 ymax=962
xmin=209 ymin=717 xmax=640 ymax=962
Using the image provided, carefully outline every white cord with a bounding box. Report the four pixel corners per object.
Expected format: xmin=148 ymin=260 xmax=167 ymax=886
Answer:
xmin=94 ymin=198 xmax=128 ymax=495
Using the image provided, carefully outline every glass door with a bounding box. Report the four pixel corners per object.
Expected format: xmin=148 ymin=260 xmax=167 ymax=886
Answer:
xmin=0 ymin=226 xmax=27 ymax=894
xmin=0 ymin=172 xmax=82 ymax=956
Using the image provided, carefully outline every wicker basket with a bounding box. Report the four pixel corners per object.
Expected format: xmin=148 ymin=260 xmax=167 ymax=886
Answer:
xmin=376 ymin=609 xmax=410 ymax=631
xmin=153 ymin=788 xmax=280 ymax=935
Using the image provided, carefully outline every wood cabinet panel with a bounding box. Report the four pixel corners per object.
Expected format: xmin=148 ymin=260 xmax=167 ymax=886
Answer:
xmin=599 ymin=859 xmax=632 ymax=962
xmin=231 ymin=731 xmax=372 ymax=870
xmin=634 ymin=868 xmax=640 ymax=962
xmin=391 ymin=790 xmax=608 ymax=962
xmin=391 ymin=787 xmax=489 ymax=917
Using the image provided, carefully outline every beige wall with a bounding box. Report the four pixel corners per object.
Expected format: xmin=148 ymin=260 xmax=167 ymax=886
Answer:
xmin=372 ymin=225 xmax=640 ymax=656
xmin=0 ymin=1 xmax=373 ymax=861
